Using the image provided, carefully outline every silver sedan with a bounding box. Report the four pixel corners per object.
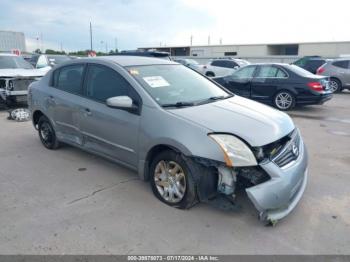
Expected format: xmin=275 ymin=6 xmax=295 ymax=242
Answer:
xmin=28 ymin=56 xmax=308 ymax=225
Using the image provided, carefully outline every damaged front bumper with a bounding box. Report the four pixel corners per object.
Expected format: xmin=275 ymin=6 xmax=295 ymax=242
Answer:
xmin=246 ymin=134 xmax=308 ymax=223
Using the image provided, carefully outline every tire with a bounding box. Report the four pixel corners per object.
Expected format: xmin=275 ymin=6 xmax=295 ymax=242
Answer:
xmin=329 ymin=78 xmax=342 ymax=93
xmin=38 ymin=115 xmax=60 ymax=150
xmin=149 ymin=150 xmax=198 ymax=209
xmin=206 ymin=72 xmax=215 ymax=77
xmin=273 ymin=91 xmax=296 ymax=111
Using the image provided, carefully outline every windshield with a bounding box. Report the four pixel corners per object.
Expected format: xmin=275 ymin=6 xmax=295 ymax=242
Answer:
xmin=288 ymin=64 xmax=315 ymax=77
xmin=185 ymin=59 xmax=199 ymax=65
xmin=0 ymin=56 xmax=34 ymax=69
xmin=47 ymin=55 xmax=71 ymax=65
xmin=128 ymin=64 xmax=230 ymax=106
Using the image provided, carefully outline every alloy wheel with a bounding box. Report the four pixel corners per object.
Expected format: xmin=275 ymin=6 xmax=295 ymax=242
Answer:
xmin=153 ymin=160 xmax=186 ymax=203
xmin=329 ymin=80 xmax=339 ymax=93
xmin=275 ymin=92 xmax=293 ymax=110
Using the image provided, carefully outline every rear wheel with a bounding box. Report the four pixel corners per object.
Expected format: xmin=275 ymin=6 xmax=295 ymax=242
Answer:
xmin=329 ymin=78 xmax=342 ymax=93
xmin=38 ymin=116 xmax=60 ymax=149
xmin=274 ymin=91 xmax=295 ymax=111
xmin=150 ymin=150 xmax=198 ymax=209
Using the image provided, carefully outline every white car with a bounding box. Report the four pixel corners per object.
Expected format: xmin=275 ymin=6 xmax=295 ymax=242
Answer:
xmin=202 ymin=59 xmax=250 ymax=77
xmin=0 ymin=54 xmax=46 ymax=106
xmin=173 ymin=58 xmax=203 ymax=72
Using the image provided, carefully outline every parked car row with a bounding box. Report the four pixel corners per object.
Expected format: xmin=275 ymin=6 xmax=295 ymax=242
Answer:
xmin=293 ymin=56 xmax=350 ymax=93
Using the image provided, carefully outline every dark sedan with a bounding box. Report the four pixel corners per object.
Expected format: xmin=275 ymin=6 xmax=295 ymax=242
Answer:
xmin=213 ymin=63 xmax=333 ymax=110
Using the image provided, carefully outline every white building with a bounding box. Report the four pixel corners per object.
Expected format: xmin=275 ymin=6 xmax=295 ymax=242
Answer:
xmin=0 ymin=30 xmax=26 ymax=53
xmin=139 ymin=41 xmax=350 ymax=59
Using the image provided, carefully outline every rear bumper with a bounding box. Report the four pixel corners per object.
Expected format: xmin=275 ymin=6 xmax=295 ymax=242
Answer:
xmin=297 ymin=93 xmax=333 ymax=105
xmin=246 ymin=136 xmax=308 ymax=222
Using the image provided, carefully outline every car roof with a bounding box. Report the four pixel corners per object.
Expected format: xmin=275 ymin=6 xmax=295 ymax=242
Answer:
xmin=76 ymin=55 xmax=178 ymax=67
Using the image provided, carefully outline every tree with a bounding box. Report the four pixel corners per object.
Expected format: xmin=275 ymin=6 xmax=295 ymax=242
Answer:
xmin=34 ymin=49 xmax=42 ymax=54
xmin=45 ymin=49 xmax=66 ymax=55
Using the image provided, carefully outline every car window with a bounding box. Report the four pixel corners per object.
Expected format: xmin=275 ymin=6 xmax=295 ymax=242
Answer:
xmin=256 ymin=66 xmax=288 ymax=78
xmin=56 ymin=64 xmax=84 ymax=95
xmin=211 ymin=60 xmax=225 ymax=67
xmin=225 ymin=61 xmax=238 ymax=68
xmin=232 ymin=66 xmax=256 ymax=79
xmin=332 ymin=60 xmax=349 ymax=69
xmin=85 ymin=64 xmax=137 ymax=102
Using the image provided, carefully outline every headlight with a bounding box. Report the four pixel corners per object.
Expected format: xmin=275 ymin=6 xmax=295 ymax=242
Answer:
xmin=209 ymin=134 xmax=257 ymax=167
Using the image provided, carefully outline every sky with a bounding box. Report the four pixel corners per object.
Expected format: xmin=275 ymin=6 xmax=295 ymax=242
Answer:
xmin=1 ymin=0 xmax=350 ymax=52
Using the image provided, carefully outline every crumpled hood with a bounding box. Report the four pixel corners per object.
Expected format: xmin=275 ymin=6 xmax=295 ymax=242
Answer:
xmin=168 ymin=96 xmax=295 ymax=147
xmin=0 ymin=69 xmax=46 ymax=78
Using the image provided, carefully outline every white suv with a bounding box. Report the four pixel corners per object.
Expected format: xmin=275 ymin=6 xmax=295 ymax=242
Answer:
xmin=202 ymin=59 xmax=250 ymax=77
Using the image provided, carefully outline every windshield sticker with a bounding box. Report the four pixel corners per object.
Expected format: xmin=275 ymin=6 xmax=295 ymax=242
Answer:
xmin=143 ymin=76 xmax=170 ymax=88
xmin=129 ymin=69 xmax=139 ymax=75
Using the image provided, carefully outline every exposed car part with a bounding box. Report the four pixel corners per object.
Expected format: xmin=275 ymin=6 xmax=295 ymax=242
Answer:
xmin=0 ymin=77 xmax=39 ymax=106
xmin=8 ymin=108 xmax=31 ymax=122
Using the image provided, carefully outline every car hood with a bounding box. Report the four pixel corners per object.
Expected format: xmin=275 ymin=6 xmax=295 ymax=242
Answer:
xmin=0 ymin=68 xmax=46 ymax=78
xmin=168 ymin=96 xmax=295 ymax=147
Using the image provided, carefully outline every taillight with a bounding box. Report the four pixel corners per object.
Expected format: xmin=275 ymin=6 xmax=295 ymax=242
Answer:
xmin=308 ymin=82 xmax=323 ymax=92
xmin=316 ymin=66 xmax=325 ymax=75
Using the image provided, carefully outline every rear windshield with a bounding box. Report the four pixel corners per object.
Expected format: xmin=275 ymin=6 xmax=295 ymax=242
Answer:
xmin=288 ymin=65 xmax=315 ymax=77
xmin=0 ymin=56 xmax=34 ymax=69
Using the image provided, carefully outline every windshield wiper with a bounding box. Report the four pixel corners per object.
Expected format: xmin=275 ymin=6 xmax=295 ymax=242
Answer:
xmin=196 ymin=95 xmax=232 ymax=105
xmin=162 ymin=101 xmax=195 ymax=108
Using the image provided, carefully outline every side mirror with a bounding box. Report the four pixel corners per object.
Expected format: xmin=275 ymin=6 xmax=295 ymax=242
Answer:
xmin=106 ymin=96 xmax=138 ymax=112
xmin=233 ymin=66 xmax=239 ymax=70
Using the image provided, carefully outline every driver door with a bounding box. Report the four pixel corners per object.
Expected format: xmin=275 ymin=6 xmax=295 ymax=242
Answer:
xmin=79 ymin=63 xmax=141 ymax=167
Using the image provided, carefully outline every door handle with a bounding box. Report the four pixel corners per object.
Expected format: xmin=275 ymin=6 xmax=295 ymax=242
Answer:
xmin=84 ymin=108 xmax=92 ymax=116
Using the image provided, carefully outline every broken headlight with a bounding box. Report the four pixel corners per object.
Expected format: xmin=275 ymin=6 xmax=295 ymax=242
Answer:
xmin=209 ymin=134 xmax=257 ymax=167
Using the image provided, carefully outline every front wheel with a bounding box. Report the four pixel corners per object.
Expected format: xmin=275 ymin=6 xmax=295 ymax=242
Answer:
xmin=274 ymin=91 xmax=295 ymax=111
xmin=38 ymin=116 xmax=60 ymax=149
xmin=150 ymin=150 xmax=198 ymax=209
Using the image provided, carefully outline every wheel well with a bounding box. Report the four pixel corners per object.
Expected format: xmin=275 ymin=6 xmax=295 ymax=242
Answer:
xmin=32 ymin=110 xmax=44 ymax=127
xmin=144 ymin=144 xmax=180 ymax=181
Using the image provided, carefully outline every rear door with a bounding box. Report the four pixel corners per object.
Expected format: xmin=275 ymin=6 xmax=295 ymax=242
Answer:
xmin=49 ymin=64 xmax=86 ymax=145
xmin=251 ymin=65 xmax=289 ymax=103
xmin=221 ymin=65 xmax=256 ymax=97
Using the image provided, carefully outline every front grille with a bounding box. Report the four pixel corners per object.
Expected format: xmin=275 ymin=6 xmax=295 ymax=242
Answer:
xmin=273 ymin=130 xmax=301 ymax=168
xmin=11 ymin=79 xmax=35 ymax=91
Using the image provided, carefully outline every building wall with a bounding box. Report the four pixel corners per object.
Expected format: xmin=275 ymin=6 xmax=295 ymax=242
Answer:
xmin=0 ymin=31 xmax=26 ymax=52
xmin=299 ymin=42 xmax=350 ymax=57
xmin=190 ymin=44 xmax=268 ymax=57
